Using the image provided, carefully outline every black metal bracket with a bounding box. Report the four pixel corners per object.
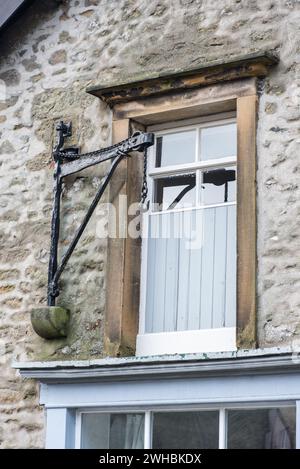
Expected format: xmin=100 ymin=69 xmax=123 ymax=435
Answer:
xmin=47 ymin=121 xmax=154 ymax=306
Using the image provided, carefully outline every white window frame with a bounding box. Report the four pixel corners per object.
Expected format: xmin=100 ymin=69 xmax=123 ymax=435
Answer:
xmin=137 ymin=114 xmax=237 ymax=356
xmin=74 ymin=402 xmax=297 ymax=449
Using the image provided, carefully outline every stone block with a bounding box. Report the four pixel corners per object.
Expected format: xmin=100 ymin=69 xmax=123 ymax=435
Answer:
xmin=30 ymin=306 xmax=70 ymax=339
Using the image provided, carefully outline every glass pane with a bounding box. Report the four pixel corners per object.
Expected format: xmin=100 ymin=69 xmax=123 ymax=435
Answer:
xmin=154 ymin=173 xmax=196 ymax=211
xmin=153 ymin=411 xmax=219 ymax=449
xmin=200 ymin=166 xmax=236 ymax=205
xmin=201 ymin=123 xmax=236 ymax=160
xmin=156 ymin=130 xmax=196 ymax=167
xmin=227 ymin=408 xmax=296 ymax=449
xmin=81 ymin=413 xmax=144 ymax=449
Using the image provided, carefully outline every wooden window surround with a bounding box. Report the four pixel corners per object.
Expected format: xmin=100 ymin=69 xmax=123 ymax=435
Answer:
xmin=87 ymin=52 xmax=278 ymax=356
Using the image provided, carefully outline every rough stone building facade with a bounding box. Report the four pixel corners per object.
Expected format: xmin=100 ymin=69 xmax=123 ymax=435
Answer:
xmin=0 ymin=0 xmax=300 ymax=449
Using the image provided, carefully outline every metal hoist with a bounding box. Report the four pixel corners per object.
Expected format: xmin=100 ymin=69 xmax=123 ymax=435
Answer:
xmin=48 ymin=121 xmax=154 ymax=306
xmin=31 ymin=121 xmax=154 ymax=339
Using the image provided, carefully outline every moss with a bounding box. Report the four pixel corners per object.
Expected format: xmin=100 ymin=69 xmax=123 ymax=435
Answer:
xmin=118 ymin=343 xmax=136 ymax=357
xmin=237 ymin=314 xmax=257 ymax=350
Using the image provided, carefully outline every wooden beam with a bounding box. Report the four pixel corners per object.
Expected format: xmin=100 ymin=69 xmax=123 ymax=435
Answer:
xmin=105 ymin=119 xmax=145 ymax=356
xmin=113 ymin=79 xmax=256 ymax=125
xmin=105 ymin=119 xmax=130 ymax=356
xmin=236 ymin=94 xmax=257 ymax=348
xmin=121 ymin=120 xmax=146 ymax=354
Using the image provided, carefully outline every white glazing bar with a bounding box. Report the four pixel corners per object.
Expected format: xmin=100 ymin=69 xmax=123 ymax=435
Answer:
xmin=144 ymin=411 xmax=152 ymax=449
xmin=150 ymin=201 xmax=236 ymax=217
xmin=149 ymin=156 xmax=236 ymax=178
xmin=195 ymin=127 xmax=201 ymax=209
xmin=195 ymin=126 xmax=200 ymax=162
xmin=195 ymin=170 xmax=200 ymax=207
xmin=218 ymin=408 xmax=227 ymax=449
xmin=75 ymin=411 xmax=82 ymax=449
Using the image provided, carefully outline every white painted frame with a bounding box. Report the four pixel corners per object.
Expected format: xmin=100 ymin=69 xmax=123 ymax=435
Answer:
xmin=137 ymin=328 xmax=237 ymax=356
xmin=137 ymin=115 xmax=237 ymax=356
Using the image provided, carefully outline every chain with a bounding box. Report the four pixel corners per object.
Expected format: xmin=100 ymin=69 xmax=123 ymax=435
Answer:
xmin=141 ymin=147 xmax=148 ymax=206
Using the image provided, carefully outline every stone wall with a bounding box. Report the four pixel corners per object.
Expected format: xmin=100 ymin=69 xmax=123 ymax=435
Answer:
xmin=0 ymin=0 xmax=299 ymax=448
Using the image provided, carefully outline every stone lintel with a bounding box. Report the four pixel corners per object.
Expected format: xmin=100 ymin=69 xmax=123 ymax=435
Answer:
xmin=86 ymin=51 xmax=279 ymax=107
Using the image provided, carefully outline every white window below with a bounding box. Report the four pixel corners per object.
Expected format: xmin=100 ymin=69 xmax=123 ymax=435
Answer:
xmin=77 ymin=405 xmax=296 ymax=449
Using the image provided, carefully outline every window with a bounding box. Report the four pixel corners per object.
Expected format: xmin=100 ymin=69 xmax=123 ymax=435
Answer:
xmin=137 ymin=116 xmax=237 ymax=356
xmin=105 ymin=79 xmax=258 ymax=355
xmin=77 ymin=406 xmax=296 ymax=449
